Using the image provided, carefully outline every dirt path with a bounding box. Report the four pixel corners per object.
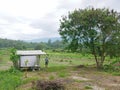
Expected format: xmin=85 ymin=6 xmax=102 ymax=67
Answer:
xmin=69 ymin=67 xmax=120 ymax=90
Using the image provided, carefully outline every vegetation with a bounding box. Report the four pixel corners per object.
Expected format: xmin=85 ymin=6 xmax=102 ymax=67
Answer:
xmin=0 ymin=38 xmax=66 ymax=50
xmin=0 ymin=49 xmax=120 ymax=90
xmin=0 ymin=67 xmax=22 ymax=90
xmin=59 ymin=7 xmax=120 ymax=68
xmin=10 ymin=48 xmax=19 ymax=68
xmin=0 ymin=38 xmax=27 ymax=49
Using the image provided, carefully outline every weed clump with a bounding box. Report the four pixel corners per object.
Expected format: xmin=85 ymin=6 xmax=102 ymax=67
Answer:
xmin=76 ymin=65 xmax=85 ymax=68
xmin=34 ymin=80 xmax=65 ymax=90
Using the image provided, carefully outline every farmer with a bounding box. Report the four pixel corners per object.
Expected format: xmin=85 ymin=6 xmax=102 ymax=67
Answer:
xmin=45 ymin=56 xmax=49 ymax=68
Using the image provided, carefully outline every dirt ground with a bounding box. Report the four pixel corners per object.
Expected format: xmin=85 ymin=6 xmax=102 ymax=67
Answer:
xmin=18 ymin=66 xmax=120 ymax=90
xmin=0 ymin=61 xmax=12 ymax=70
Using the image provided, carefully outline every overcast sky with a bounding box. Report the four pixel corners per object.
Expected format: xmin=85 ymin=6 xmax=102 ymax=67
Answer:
xmin=0 ymin=0 xmax=119 ymax=40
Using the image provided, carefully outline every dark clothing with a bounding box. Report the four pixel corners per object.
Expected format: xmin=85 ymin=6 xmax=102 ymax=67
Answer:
xmin=45 ymin=57 xmax=49 ymax=65
xmin=45 ymin=61 xmax=48 ymax=65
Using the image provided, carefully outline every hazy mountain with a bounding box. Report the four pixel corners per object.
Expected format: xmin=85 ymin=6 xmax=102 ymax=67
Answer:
xmin=25 ymin=37 xmax=61 ymax=43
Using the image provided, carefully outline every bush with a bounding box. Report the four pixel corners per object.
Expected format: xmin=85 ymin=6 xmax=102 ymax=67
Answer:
xmin=103 ymin=58 xmax=120 ymax=72
xmin=10 ymin=48 xmax=19 ymax=68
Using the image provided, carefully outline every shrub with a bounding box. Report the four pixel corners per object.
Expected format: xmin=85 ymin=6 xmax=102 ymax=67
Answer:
xmin=103 ymin=58 xmax=120 ymax=72
xmin=10 ymin=48 xmax=19 ymax=68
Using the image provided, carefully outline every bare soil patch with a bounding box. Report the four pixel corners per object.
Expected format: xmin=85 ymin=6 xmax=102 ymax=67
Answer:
xmin=18 ymin=66 xmax=120 ymax=90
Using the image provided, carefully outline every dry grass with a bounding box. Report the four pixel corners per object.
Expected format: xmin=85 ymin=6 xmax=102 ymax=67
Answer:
xmin=16 ymin=66 xmax=120 ymax=90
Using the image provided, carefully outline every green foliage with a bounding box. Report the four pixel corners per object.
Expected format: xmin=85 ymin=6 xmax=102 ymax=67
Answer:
xmin=8 ymin=66 xmax=22 ymax=74
xmin=0 ymin=38 xmax=67 ymax=51
xmin=10 ymin=48 xmax=19 ymax=68
xmin=103 ymin=57 xmax=120 ymax=76
xmin=103 ymin=64 xmax=120 ymax=76
xmin=34 ymin=43 xmax=45 ymax=50
xmin=0 ymin=38 xmax=28 ymax=49
xmin=59 ymin=7 xmax=120 ymax=68
xmin=103 ymin=58 xmax=120 ymax=72
xmin=0 ymin=67 xmax=22 ymax=90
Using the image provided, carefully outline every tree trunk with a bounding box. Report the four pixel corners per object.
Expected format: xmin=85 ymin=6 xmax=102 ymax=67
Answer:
xmin=99 ymin=37 xmax=106 ymax=69
xmin=93 ymin=53 xmax=99 ymax=68
xmin=93 ymin=52 xmax=105 ymax=69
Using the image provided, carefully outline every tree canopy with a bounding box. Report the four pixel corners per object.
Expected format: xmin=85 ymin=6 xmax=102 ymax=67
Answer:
xmin=59 ymin=7 xmax=120 ymax=68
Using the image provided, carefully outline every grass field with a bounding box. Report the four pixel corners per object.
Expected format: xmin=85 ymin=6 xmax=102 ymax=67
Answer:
xmin=0 ymin=49 xmax=120 ymax=90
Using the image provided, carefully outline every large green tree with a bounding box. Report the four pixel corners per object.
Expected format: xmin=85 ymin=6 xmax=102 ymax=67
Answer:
xmin=59 ymin=8 xmax=120 ymax=68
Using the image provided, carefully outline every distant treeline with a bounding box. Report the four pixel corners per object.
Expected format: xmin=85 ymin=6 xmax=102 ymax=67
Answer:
xmin=0 ymin=38 xmax=66 ymax=50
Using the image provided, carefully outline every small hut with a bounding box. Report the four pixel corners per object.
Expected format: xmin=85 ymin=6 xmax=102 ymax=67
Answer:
xmin=16 ymin=50 xmax=46 ymax=70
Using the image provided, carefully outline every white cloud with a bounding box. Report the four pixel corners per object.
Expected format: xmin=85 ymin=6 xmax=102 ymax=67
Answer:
xmin=0 ymin=0 xmax=59 ymax=19
xmin=0 ymin=0 xmax=119 ymax=40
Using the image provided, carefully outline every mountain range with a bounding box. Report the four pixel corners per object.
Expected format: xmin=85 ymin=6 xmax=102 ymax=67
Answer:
xmin=25 ymin=37 xmax=61 ymax=43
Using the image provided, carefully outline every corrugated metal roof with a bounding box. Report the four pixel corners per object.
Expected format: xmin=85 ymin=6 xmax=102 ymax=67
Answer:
xmin=16 ymin=50 xmax=46 ymax=55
